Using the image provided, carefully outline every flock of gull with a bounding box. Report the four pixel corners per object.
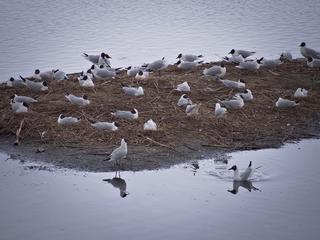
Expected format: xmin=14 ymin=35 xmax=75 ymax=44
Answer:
xmin=5 ymin=42 xmax=320 ymax=180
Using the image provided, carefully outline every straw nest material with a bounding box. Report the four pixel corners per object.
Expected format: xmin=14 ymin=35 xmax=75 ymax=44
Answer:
xmin=1 ymin=59 xmax=320 ymax=151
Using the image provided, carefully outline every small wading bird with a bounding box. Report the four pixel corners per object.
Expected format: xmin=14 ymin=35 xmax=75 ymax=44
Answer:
xmin=228 ymin=161 xmax=254 ymax=181
xmin=106 ymin=139 xmax=128 ymax=166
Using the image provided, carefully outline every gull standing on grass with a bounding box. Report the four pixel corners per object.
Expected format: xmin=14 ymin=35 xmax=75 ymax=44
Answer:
xmin=111 ymin=109 xmax=138 ymax=120
xmin=299 ymin=42 xmax=320 ymax=59
xmin=294 ymin=88 xmax=308 ymax=98
xmin=214 ymin=103 xmax=227 ymax=117
xmin=57 ymin=114 xmax=80 ymax=125
xmin=203 ymin=62 xmax=226 ymax=78
xmin=20 ymin=76 xmax=48 ymax=92
xmin=178 ymin=94 xmax=192 ymax=107
xmin=176 ymin=53 xmax=203 ymax=62
xmin=98 ymin=52 xmax=112 ymax=67
xmin=275 ymin=97 xmax=298 ymax=108
xmin=106 ymin=138 xmax=128 ymax=166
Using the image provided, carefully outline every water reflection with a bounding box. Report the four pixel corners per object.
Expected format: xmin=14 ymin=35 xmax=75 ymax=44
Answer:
xmin=103 ymin=171 xmax=129 ymax=198
xmin=228 ymin=180 xmax=261 ymax=195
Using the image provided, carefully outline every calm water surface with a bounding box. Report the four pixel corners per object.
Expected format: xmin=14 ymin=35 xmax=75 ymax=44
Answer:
xmin=0 ymin=139 xmax=320 ymax=240
xmin=1 ymin=0 xmax=320 ymax=81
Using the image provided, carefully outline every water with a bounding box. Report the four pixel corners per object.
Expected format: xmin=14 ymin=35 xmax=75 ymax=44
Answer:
xmin=1 ymin=139 xmax=320 ymax=240
xmin=1 ymin=0 xmax=320 ymax=81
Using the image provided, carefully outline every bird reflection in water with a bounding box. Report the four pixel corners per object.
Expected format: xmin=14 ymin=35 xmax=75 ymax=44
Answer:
xmin=228 ymin=180 xmax=261 ymax=195
xmin=103 ymin=171 xmax=129 ymax=198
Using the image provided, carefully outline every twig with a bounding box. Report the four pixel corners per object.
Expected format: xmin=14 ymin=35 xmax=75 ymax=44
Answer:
xmin=144 ymin=136 xmax=179 ymax=153
xmin=14 ymin=118 xmax=25 ymax=145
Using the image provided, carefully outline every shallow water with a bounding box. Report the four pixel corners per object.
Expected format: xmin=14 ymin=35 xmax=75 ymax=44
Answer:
xmin=1 ymin=0 xmax=320 ymax=81
xmin=1 ymin=139 xmax=320 ymax=240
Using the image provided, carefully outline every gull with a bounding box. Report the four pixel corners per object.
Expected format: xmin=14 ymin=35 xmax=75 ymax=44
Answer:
xmin=106 ymin=138 xmax=128 ymax=166
xmin=143 ymin=119 xmax=157 ymax=131
xmin=177 ymin=94 xmax=192 ymax=107
xmin=78 ymin=75 xmax=94 ymax=88
xmin=235 ymin=89 xmax=253 ymax=101
xmin=98 ymin=52 xmax=112 ymax=67
xmin=92 ymin=65 xmax=116 ymax=79
xmin=223 ymin=55 xmax=244 ymax=64
xmin=58 ymin=114 xmax=80 ymax=125
xmin=228 ymin=161 xmax=253 ymax=181
xmin=65 ymin=93 xmax=90 ymax=106
xmin=214 ymin=103 xmax=227 ymax=117
xmin=11 ymin=94 xmax=38 ymax=103
xmin=135 ymin=70 xmax=149 ymax=80
xmin=82 ymin=52 xmax=109 ymax=65
xmin=91 ymin=121 xmax=119 ymax=131
xmin=307 ymin=57 xmax=320 ymax=68
xmin=203 ymin=62 xmax=226 ymax=78
xmin=236 ymin=59 xmax=262 ymax=71
xmin=229 ymin=49 xmax=255 ymax=58
xmin=176 ymin=60 xmax=203 ymax=70
xmin=20 ymin=76 xmax=48 ymax=92
xmin=122 ymin=85 xmax=144 ymax=96
xmin=126 ymin=66 xmax=146 ymax=77
xmin=176 ymin=81 xmax=191 ymax=92
xmin=294 ymin=88 xmax=308 ymax=98
xmin=260 ymin=57 xmax=283 ymax=69
xmin=10 ymin=99 xmax=28 ymax=113
xmin=299 ymin=42 xmax=320 ymax=59
xmin=186 ymin=103 xmax=201 ymax=116
xmin=32 ymin=69 xmax=55 ymax=81
xmin=176 ymin=53 xmax=203 ymax=62
xmin=103 ymin=175 xmax=128 ymax=198
xmin=53 ymin=69 xmax=68 ymax=81
xmin=218 ymin=78 xmax=245 ymax=89
xmin=6 ymin=77 xmax=26 ymax=88
xmin=111 ymin=109 xmax=138 ymax=120
xmin=275 ymin=97 xmax=298 ymax=108
xmin=145 ymin=57 xmax=168 ymax=74
xmin=219 ymin=95 xmax=244 ymax=109
xmin=280 ymin=51 xmax=293 ymax=61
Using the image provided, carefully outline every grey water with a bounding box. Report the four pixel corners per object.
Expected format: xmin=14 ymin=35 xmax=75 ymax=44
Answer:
xmin=1 ymin=139 xmax=320 ymax=240
xmin=1 ymin=0 xmax=320 ymax=81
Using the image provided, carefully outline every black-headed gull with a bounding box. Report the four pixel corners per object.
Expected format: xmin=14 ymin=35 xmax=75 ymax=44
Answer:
xmin=135 ymin=70 xmax=149 ymax=80
xmin=11 ymin=94 xmax=37 ymax=103
xmin=219 ymin=78 xmax=245 ymax=89
xmin=7 ymin=77 xmax=26 ymax=88
xmin=235 ymin=89 xmax=253 ymax=101
xmin=275 ymin=97 xmax=298 ymax=108
xmin=260 ymin=57 xmax=283 ymax=69
xmin=111 ymin=109 xmax=138 ymax=120
xmin=236 ymin=59 xmax=262 ymax=71
xmin=229 ymin=49 xmax=255 ymax=59
xmin=294 ymin=88 xmax=308 ymax=98
xmin=91 ymin=121 xmax=119 ymax=131
xmin=143 ymin=119 xmax=157 ymax=131
xmin=280 ymin=51 xmax=293 ymax=61
xmin=20 ymin=76 xmax=48 ymax=92
xmin=65 ymin=93 xmax=90 ymax=107
xmin=176 ymin=60 xmax=203 ymax=70
xmin=228 ymin=161 xmax=253 ymax=181
xmin=307 ymin=57 xmax=320 ymax=68
xmin=145 ymin=57 xmax=168 ymax=74
xmin=106 ymin=138 xmax=128 ymax=166
xmin=186 ymin=103 xmax=201 ymax=116
xmin=203 ymin=62 xmax=226 ymax=78
xmin=122 ymin=85 xmax=144 ymax=96
xmin=178 ymin=94 xmax=192 ymax=107
xmin=10 ymin=100 xmax=28 ymax=113
xmin=299 ymin=42 xmax=320 ymax=59
xmin=92 ymin=65 xmax=116 ymax=79
xmin=176 ymin=53 xmax=203 ymax=62
xmin=176 ymin=81 xmax=191 ymax=92
xmin=58 ymin=114 xmax=80 ymax=125
xmin=214 ymin=103 xmax=227 ymax=117
xmin=219 ymin=95 xmax=244 ymax=109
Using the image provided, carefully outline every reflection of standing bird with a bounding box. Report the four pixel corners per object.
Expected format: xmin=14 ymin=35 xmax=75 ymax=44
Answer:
xmin=228 ymin=180 xmax=260 ymax=194
xmin=103 ymin=175 xmax=128 ymax=198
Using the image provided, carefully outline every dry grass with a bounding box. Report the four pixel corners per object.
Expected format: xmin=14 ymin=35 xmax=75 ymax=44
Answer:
xmin=1 ymin=59 xmax=320 ymax=151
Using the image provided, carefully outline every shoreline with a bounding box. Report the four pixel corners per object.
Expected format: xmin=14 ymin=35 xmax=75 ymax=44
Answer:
xmin=1 ymin=59 xmax=320 ymax=172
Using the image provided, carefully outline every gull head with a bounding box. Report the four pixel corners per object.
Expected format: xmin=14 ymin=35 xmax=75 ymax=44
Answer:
xmin=228 ymin=165 xmax=237 ymax=171
xmin=299 ymin=42 xmax=306 ymax=47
